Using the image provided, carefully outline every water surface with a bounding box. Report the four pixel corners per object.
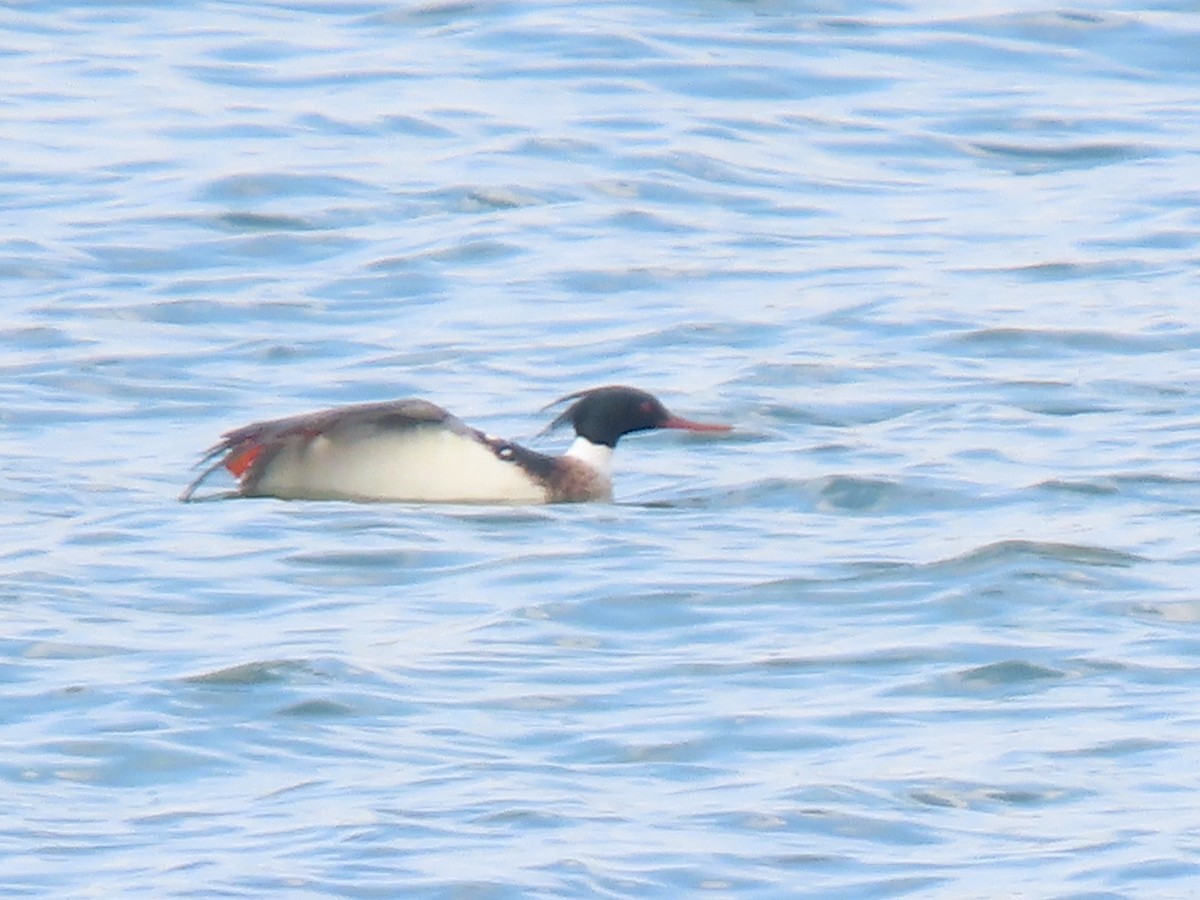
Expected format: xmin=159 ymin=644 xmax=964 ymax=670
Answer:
xmin=4 ymin=1 xmax=1200 ymax=896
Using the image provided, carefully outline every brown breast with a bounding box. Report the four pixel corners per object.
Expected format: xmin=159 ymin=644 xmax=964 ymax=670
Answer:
xmin=546 ymin=456 xmax=612 ymax=503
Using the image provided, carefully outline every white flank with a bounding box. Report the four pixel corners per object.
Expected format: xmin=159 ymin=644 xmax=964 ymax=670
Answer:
xmin=251 ymin=428 xmax=549 ymax=503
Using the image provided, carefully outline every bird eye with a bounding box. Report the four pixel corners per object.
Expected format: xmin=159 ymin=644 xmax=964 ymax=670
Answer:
xmin=639 ymin=400 xmax=653 ymax=413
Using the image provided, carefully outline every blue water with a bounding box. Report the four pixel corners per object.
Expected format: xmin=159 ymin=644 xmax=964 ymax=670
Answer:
xmin=5 ymin=1 xmax=1200 ymax=896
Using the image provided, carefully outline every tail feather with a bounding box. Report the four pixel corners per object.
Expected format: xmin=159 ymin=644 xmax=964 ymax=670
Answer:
xmin=179 ymin=438 xmax=251 ymax=502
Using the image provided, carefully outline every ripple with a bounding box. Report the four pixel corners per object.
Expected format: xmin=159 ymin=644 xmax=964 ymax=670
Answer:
xmin=6 ymin=0 xmax=1200 ymax=896
xmin=956 ymin=659 xmax=1066 ymax=687
xmin=933 ymin=539 xmax=1143 ymax=571
xmin=909 ymin=780 xmax=1083 ymax=811
xmin=183 ymin=659 xmax=315 ymax=686
xmin=945 ymin=326 xmax=1173 ymax=355
xmin=201 ymin=173 xmax=371 ymax=203
xmin=968 ymin=139 xmax=1151 ymax=173
xmin=214 ymin=211 xmax=318 ymax=232
xmin=670 ymin=474 xmax=979 ymax=515
xmin=1050 ymin=737 xmax=1174 ymax=758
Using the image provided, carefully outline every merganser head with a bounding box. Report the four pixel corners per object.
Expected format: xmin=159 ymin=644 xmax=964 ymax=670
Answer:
xmin=544 ymin=385 xmax=731 ymax=448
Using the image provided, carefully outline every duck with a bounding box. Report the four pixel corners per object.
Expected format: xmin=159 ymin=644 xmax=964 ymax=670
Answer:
xmin=180 ymin=385 xmax=730 ymax=503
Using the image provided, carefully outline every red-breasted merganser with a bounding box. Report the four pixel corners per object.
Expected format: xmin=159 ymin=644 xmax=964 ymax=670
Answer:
xmin=180 ymin=385 xmax=730 ymax=503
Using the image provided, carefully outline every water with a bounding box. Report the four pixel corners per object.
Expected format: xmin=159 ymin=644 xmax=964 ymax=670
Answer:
xmin=4 ymin=0 xmax=1200 ymax=896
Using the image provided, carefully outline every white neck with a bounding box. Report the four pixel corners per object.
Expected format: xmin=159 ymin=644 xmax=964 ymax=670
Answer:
xmin=564 ymin=435 xmax=613 ymax=476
